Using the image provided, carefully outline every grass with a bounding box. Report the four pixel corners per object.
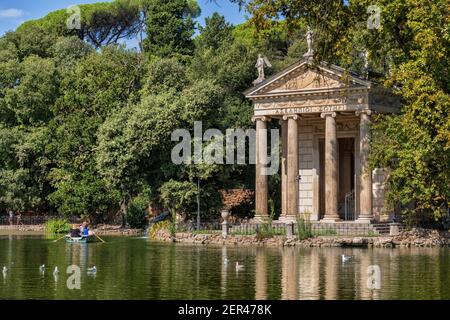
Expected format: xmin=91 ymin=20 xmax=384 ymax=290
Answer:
xmin=44 ymin=218 xmax=71 ymax=234
xmin=296 ymin=213 xmax=313 ymax=240
xmin=313 ymin=228 xmax=338 ymax=236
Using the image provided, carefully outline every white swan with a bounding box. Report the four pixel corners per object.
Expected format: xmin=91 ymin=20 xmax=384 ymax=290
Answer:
xmin=2 ymin=266 xmax=7 ymax=273
xmin=53 ymin=266 xmax=59 ymax=275
xmin=341 ymin=254 xmax=352 ymax=262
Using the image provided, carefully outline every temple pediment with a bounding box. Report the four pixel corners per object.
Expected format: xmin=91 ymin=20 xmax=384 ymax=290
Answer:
xmin=271 ymin=69 xmax=344 ymax=92
xmin=245 ymin=59 xmax=372 ymax=99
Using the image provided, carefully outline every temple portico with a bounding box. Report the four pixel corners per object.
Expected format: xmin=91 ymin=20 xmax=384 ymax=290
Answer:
xmin=245 ymin=58 xmax=399 ymax=223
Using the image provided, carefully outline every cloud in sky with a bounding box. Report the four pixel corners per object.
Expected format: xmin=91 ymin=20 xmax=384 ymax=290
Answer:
xmin=0 ymin=8 xmax=25 ymax=19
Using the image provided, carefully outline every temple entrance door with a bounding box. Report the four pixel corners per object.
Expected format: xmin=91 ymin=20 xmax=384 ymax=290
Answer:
xmin=319 ymin=138 xmax=355 ymax=220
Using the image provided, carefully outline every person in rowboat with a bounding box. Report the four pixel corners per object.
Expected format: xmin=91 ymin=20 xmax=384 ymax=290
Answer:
xmin=70 ymin=224 xmax=81 ymax=238
xmin=82 ymin=222 xmax=89 ymax=237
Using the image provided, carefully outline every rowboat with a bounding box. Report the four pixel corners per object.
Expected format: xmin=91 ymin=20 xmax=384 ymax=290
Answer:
xmin=65 ymin=235 xmax=95 ymax=243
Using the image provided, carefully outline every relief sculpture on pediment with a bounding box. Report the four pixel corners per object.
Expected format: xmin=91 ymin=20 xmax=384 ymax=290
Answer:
xmin=273 ymin=70 xmax=343 ymax=92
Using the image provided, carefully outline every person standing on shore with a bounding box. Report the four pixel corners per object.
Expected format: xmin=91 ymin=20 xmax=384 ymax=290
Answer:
xmin=16 ymin=212 xmax=21 ymax=225
xmin=8 ymin=210 xmax=14 ymax=225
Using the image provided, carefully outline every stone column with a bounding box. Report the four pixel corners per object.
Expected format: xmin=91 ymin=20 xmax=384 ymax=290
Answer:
xmin=320 ymin=112 xmax=340 ymax=222
xmin=280 ymin=120 xmax=288 ymax=218
xmin=283 ymin=114 xmax=299 ymax=220
xmin=252 ymin=116 xmax=269 ymax=221
xmin=356 ymin=110 xmax=373 ymax=223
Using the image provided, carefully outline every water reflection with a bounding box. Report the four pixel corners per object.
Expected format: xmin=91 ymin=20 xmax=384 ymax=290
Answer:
xmin=255 ymin=248 xmax=267 ymax=300
xmin=0 ymin=235 xmax=449 ymax=300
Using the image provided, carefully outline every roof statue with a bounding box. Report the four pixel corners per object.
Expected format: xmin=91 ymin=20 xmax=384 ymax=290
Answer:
xmin=253 ymin=54 xmax=272 ymax=85
xmin=303 ymin=26 xmax=314 ymax=59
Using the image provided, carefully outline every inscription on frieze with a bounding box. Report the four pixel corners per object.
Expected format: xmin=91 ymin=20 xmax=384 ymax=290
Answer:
xmin=253 ymin=104 xmax=367 ymax=116
xmin=274 ymin=105 xmax=353 ymax=114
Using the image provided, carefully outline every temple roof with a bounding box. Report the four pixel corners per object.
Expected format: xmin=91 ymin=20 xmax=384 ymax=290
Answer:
xmin=244 ymin=58 xmax=374 ymax=99
xmin=245 ymin=57 xmax=401 ymax=116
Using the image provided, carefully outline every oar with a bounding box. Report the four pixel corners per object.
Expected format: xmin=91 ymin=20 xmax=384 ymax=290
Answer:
xmin=94 ymin=234 xmax=106 ymax=243
xmin=53 ymin=235 xmax=67 ymax=242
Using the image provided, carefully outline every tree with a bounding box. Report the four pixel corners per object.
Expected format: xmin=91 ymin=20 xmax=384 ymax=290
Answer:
xmin=97 ymin=90 xmax=183 ymax=226
xmin=141 ymin=57 xmax=189 ymax=95
xmin=52 ymin=36 xmax=93 ymax=70
xmin=0 ymin=56 xmax=57 ymax=126
xmin=17 ymin=0 xmax=143 ymax=49
xmin=48 ymin=45 xmax=142 ymax=219
xmin=159 ymin=179 xmax=198 ymax=219
xmin=197 ymin=12 xmax=233 ymax=50
xmin=0 ymin=126 xmax=51 ymax=212
xmin=141 ymin=0 xmax=199 ymax=58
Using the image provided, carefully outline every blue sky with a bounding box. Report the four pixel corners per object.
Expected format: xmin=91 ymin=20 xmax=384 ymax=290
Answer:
xmin=0 ymin=0 xmax=248 ymax=36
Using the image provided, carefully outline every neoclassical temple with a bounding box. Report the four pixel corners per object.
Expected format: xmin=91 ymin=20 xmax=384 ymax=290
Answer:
xmin=245 ymin=56 xmax=400 ymax=223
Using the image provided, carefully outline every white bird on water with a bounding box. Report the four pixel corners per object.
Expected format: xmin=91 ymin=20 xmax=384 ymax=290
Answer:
xmin=341 ymin=254 xmax=352 ymax=262
xmin=53 ymin=267 xmax=59 ymax=275
xmin=235 ymin=262 xmax=245 ymax=271
xmin=2 ymin=266 xmax=7 ymax=274
xmin=223 ymin=258 xmax=229 ymax=265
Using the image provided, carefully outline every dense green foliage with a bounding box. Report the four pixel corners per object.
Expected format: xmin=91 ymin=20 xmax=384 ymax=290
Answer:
xmin=126 ymin=195 xmax=150 ymax=229
xmin=0 ymin=0 xmax=448 ymax=226
xmin=44 ymin=218 xmax=71 ymax=234
xmin=0 ymin=0 xmax=267 ymax=223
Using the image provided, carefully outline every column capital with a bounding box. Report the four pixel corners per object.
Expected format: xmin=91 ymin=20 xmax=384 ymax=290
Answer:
xmin=355 ymin=109 xmax=372 ymax=117
xmin=320 ymin=112 xmax=336 ymax=118
xmin=251 ymin=115 xmax=269 ymax=123
xmin=282 ymin=114 xmax=299 ymax=121
xmin=278 ymin=118 xmax=288 ymax=126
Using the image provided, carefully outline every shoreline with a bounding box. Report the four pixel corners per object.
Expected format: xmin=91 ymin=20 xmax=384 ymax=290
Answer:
xmin=2 ymin=225 xmax=449 ymax=248
xmin=0 ymin=224 xmax=145 ymax=236
xmin=153 ymin=228 xmax=450 ymax=248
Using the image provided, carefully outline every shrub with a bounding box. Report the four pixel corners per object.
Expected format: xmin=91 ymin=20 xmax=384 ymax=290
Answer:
xmin=296 ymin=213 xmax=313 ymax=240
xmin=148 ymin=220 xmax=171 ymax=239
xmin=44 ymin=218 xmax=71 ymax=234
xmin=255 ymin=208 xmax=283 ymax=240
xmin=126 ymin=196 xmax=149 ymax=229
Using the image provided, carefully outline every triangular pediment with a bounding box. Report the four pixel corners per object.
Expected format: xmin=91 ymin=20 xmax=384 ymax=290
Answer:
xmin=271 ymin=69 xmax=343 ymax=92
xmin=245 ymin=59 xmax=372 ymax=98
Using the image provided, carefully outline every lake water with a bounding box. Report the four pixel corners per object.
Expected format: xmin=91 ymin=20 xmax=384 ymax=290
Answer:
xmin=0 ymin=234 xmax=449 ymax=300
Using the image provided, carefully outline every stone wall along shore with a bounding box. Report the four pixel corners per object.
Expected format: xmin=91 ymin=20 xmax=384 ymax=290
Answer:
xmin=94 ymin=224 xmax=145 ymax=236
xmin=154 ymin=228 xmax=450 ymax=248
xmin=0 ymin=224 xmax=144 ymax=236
xmin=0 ymin=225 xmax=44 ymax=232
